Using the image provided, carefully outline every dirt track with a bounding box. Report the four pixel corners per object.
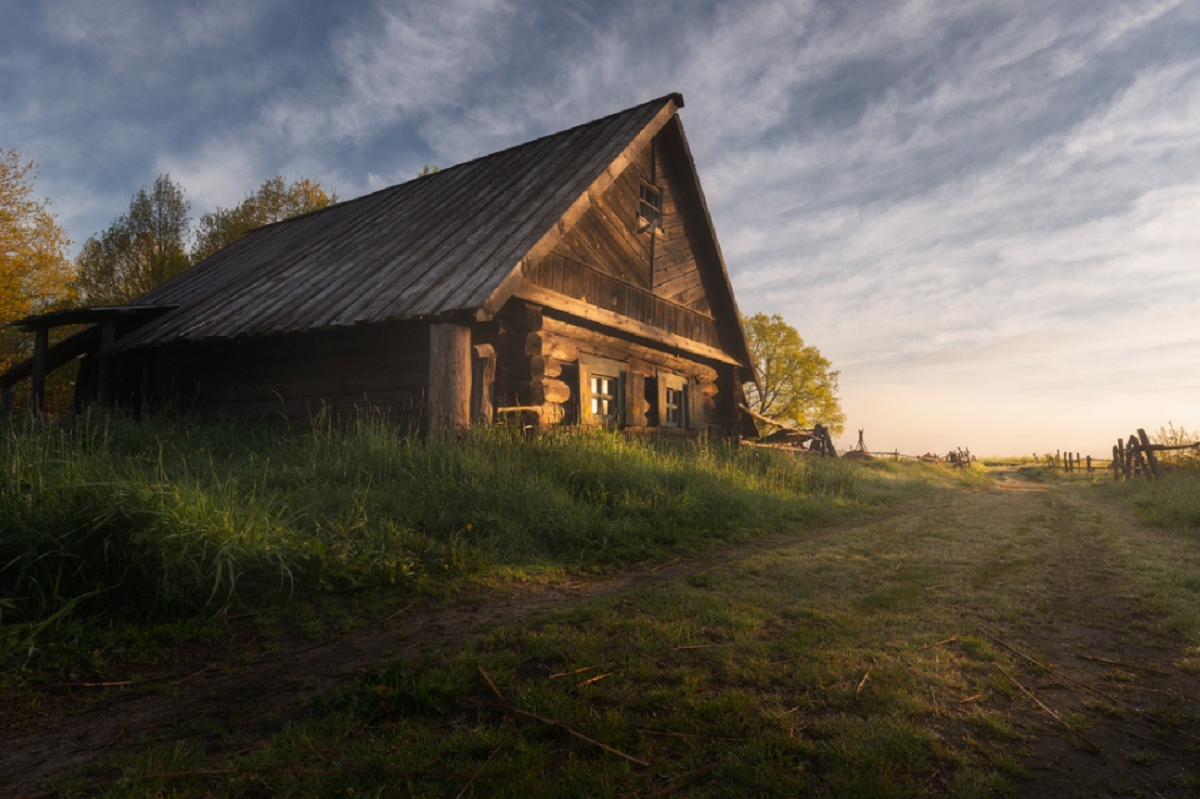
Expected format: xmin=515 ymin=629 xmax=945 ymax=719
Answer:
xmin=2 ymin=470 xmax=1198 ymax=797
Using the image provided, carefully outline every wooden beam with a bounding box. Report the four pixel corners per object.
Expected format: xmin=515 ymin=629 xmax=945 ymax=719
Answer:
xmin=30 ymin=327 xmax=48 ymax=414
xmin=97 ymin=318 xmax=116 ymax=408
xmin=1137 ymin=428 xmax=1161 ymax=479
xmin=514 ymin=282 xmax=740 ymax=366
xmin=428 ymin=323 xmax=472 ymax=433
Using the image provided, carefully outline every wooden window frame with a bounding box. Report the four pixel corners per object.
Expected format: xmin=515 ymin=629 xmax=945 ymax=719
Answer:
xmin=657 ymin=371 xmax=688 ymax=429
xmin=638 ymin=181 xmax=662 ymax=234
xmin=578 ymin=354 xmax=625 ymax=427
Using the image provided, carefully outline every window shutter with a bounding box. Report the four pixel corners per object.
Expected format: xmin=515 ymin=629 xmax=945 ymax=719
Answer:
xmin=577 ymin=360 xmax=593 ymax=426
xmin=624 ymin=371 xmax=646 ymax=427
xmin=656 ymin=371 xmax=668 ymax=427
xmin=687 ymin=379 xmax=705 ymax=430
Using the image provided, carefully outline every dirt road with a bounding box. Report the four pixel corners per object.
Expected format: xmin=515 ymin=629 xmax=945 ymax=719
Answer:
xmin=3 ymin=469 xmax=1198 ymax=797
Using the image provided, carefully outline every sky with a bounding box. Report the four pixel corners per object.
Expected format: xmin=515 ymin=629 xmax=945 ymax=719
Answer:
xmin=3 ymin=0 xmax=1199 ymax=457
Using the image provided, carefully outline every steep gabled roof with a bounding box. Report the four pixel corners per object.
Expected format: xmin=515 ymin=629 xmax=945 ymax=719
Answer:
xmin=113 ymin=93 xmax=751 ymax=371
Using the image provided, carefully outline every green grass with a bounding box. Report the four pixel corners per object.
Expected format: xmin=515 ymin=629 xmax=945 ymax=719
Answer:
xmin=1100 ymin=470 xmax=1200 ymax=529
xmin=82 ymin=461 xmax=1020 ymax=799
xmin=1 ymin=412 xmax=897 ymax=665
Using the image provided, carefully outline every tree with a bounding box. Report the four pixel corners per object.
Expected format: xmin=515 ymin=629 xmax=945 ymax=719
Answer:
xmin=742 ymin=312 xmax=845 ymax=436
xmin=0 ymin=149 xmax=76 ymax=373
xmin=76 ymin=175 xmax=191 ymax=304
xmin=191 ymin=175 xmax=337 ymax=263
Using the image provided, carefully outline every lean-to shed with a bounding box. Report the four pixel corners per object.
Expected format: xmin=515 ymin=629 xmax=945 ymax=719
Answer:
xmin=3 ymin=93 xmax=757 ymax=436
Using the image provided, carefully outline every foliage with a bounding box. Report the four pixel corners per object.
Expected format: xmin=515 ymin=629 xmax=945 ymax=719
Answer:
xmin=742 ymin=312 xmax=845 ymax=436
xmin=1153 ymin=422 xmax=1200 ymax=470
xmin=0 ymin=149 xmax=75 ymax=373
xmin=0 ymin=415 xmax=863 ymax=664
xmin=191 ymin=175 xmax=337 ymax=263
xmin=76 ymin=175 xmax=191 ymax=304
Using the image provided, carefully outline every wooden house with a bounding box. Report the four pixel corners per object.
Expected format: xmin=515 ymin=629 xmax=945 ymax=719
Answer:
xmin=2 ymin=93 xmax=757 ymax=437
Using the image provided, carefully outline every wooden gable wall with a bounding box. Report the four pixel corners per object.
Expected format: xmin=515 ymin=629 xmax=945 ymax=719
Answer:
xmin=525 ymin=119 xmax=722 ymax=330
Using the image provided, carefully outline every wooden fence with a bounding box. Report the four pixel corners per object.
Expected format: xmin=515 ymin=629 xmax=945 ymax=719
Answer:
xmin=1040 ymin=427 xmax=1200 ymax=481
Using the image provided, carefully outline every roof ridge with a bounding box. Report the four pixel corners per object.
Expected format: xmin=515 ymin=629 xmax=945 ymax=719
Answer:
xmin=241 ymin=93 xmax=684 ymax=238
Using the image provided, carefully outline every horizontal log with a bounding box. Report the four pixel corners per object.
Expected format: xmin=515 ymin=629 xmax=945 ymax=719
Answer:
xmin=542 ymin=335 xmax=579 ymax=363
xmin=497 ymin=354 xmax=545 ymax=383
xmin=543 ymin=358 xmax=563 ymax=378
xmin=496 ymin=332 xmax=543 ymax=358
xmin=542 ymin=318 xmax=720 ymax=382
xmin=699 ymin=380 xmax=719 ymax=397
xmin=543 ymin=377 xmax=571 ymax=405
xmin=514 ymin=283 xmax=739 ymax=366
xmin=497 ymin=300 xmax=543 ymax=333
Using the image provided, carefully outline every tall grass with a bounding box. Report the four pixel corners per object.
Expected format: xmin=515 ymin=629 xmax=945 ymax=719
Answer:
xmin=1 ymin=413 xmax=862 ymax=662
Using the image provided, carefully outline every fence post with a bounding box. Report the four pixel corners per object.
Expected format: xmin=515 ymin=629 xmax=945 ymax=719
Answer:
xmin=1112 ymin=444 xmax=1121 ymax=480
xmin=1086 ymin=455 xmax=1092 ymax=473
xmin=1136 ymin=429 xmax=1160 ymax=480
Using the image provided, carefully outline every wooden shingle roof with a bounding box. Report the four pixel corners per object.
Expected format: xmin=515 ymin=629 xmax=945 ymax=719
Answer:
xmin=116 ymin=95 xmax=678 ymax=348
xmin=113 ymin=93 xmax=752 ymax=375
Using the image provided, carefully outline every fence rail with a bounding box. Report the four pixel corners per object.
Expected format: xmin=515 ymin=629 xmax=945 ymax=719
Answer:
xmin=1040 ymin=428 xmax=1200 ymax=481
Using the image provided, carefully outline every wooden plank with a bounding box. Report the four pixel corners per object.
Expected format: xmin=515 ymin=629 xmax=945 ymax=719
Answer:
xmin=1137 ymin=428 xmax=1161 ymax=479
xmin=471 ymin=343 xmax=496 ymax=425
xmin=30 ymin=327 xmax=48 ymax=413
xmin=428 ymin=323 xmax=472 ymax=432
xmin=514 ymin=283 xmax=739 ymax=366
xmin=542 ymin=318 xmax=718 ymax=382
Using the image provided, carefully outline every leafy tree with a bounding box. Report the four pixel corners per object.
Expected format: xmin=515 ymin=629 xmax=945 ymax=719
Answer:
xmin=0 ymin=149 xmax=76 ymax=373
xmin=76 ymin=174 xmax=191 ymax=304
xmin=742 ymin=312 xmax=845 ymax=436
xmin=191 ymin=175 xmax=337 ymax=263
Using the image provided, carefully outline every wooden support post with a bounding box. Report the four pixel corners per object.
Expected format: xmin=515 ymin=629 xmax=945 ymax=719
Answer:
xmin=471 ymin=343 xmax=496 ymax=426
xmin=1086 ymin=455 xmax=1092 ymax=473
xmin=1136 ymin=429 xmax=1160 ymax=480
xmin=97 ymin=318 xmax=116 ymax=408
xmin=1112 ymin=445 xmax=1121 ymax=480
xmin=30 ymin=327 xmax=48 ymax=414
xmin=428 ymin=323 xmax=472 ymax=433
xmin=1120 ymin=438 xmax=1132 ymax=480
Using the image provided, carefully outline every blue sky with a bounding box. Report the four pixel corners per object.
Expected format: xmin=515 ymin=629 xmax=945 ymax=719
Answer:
xmin=4 ymin=0 xmax=1199 ymax=456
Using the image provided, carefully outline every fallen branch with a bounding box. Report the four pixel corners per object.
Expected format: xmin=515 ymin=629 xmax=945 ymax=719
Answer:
xmin=454 ymin=747 xmax=501 ymax=799
xmin=1077 ymin=654 xmax=1168 ymax=676
xmin=855 ymin=670 xmax=870 ymax=700
xmin=636 ymin=729 xmax=745 ymax=742
xmin=915 ymin=636 xmax=958 ymax=651
xmin=981 ymin=630 xmax=1200 ymax=743
xmin=649 ymin=557 xmax=682 ymax=573
xmin=476 ymin=663 xmax=650 ymax=768
xmin=994 ymin=664 xmax=1101 ymax=752
xmin=642 ymin=764 xmax=717 ymax=799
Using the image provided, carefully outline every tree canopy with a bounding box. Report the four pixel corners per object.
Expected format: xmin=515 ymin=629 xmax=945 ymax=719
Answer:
xmin=191 ymin=176 xmax=337 ymax=263
xmin=0 ymin=149 xmax=76 ymax=372
xmin=76 ymin=174 xmax=191 ymax=305
xmin=742 ymin=312 xmax=845 ymax=436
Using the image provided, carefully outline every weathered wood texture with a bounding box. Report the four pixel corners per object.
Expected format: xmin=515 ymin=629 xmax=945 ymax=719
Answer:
xmin=157 ymin=323 xmax=431 ymax=424
xmin=428 ymin=324 xmax=472 ymax=432
xmin=540 ymin=316 xmax=725 ymax=431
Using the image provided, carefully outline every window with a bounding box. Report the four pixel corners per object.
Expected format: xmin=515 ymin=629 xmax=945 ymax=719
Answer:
xmin=579 ymin=354 xmax=626 ymax=427
xmin=590 ymin=374 xmax=618 ymax=422
xmin=638 ymin=182 xmax=662 ymax=233
xmin=657 ymin=371 xmax=688 ymax=429
xmin=664 ymin=385 xmax=684 ymax=427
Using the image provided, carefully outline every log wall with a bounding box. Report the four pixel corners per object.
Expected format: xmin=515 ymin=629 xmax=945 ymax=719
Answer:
xmin=148 ymin=322 xmax=431 ymax=424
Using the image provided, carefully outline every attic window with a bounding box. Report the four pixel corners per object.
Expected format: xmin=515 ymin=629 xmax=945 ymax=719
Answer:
xmin=638 ymin=182 xmax=662 ymax=233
